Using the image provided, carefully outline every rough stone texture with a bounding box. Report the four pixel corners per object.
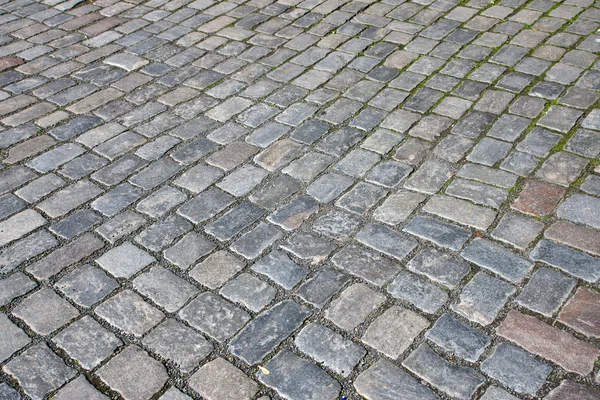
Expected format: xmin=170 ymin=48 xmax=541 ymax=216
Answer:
xmin=188 ymin=357 xmax=258 ymax=400
xmin=559 ymin=287 xmax=600 ymax=338
xmin=498 ymin=310 xmax=600 ymax=375
xmin=2 ymin=0 xmax=600 ymax=394
xmin=258 ymin=350 xmax=341 ymax=400
xmin=97 ymin=345 xmax=168 ymax=400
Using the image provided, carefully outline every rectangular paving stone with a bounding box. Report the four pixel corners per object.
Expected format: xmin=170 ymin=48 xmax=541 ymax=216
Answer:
xmin=229 ymin=300 xmax=311 ymax=364
xmin=295 ymin=323 xmax=366 ymax=377
xmin=516 ymin=267 xmax=576 ymax=318
xmin=134 ymin=266 xmax=199 ymax=313
xmin=251 ymin=250 xmax=309 ymax=290
xmin=0 ymin=313 xmax=30 ymax=363
xmin=135 ymin=215 xmax=192 ymax=252
xmin=332 ymin=243 xmax=401 ymax=286
xmin=559 ymin=287 xmax=600 ymax=339
xmin=95 ymin=290 xmax=164 ymax=337
xmin=545 ymin=220 xmax=600 ymax=257
xmin=189 ymin=250 xmax=245 ymax=289
xmin=188 ymin=357 xmax=257 ymax=400
xmin=37 ymin=180 xmax=103 ymax=218
xmin=481 ymin=343 xmax=552 ymax=397
xmin=15 ymin=173 xmax=65 ymax=204
xmin=403 ymin=157 xmax=456 ymax=195
xmin=95 ymin=211 xmax=146 ymax=245
xmin=205 ymin=201 xmax=265 ymax=241
xmin=557 ymin=194 xmax=600 ymax=230
xmin=388 ymin=271 xmax=448 ymax=314
xmin=354 ymin=359 xmax=439 ymax=400
xmin=356 ymin=223 xmax=418 ymax=261
xmin=294 ymin=267 xmax=350 ymax=308
xmin=3 ymin=344 xmax=76 ymax=400
xmin=12 ymin=287 xmax=79 ymax=336
xmin=362 ymin=305 xmax=430 ymax=359
xmin=403 ymin=344 xmax=485 ymax=400
xmin=530 ymin=239 xmax=600 ymax=283
xmin=462 ymin=238 xmax=533 ymax=283
xmin=498 ymin=310 xmax=600 ymax=375
xmin=426 ymin=313 xmax=491 ymax=363
xmin=407 ymin=248 xmax=471 ymax=289
xmin=259 ymin=350 xmax=341 ymax=400
xmin=0 ymin=209 xmax=46 ymax=247
xmin=451 ymin=272 xmax=516 ymax=326
xmin=0 ymin=272 xmax=36 ymax=306
xmin=230 ymin=222 xmax=283 ymax=260
xmin=423 ymin=195 xmax=497 ymax=231
xmin=52 ymin=316 xmax=121 ymax=371
xmin=325 ymin=283 xmax=385 ymax=331
xmin=404 ymin=215 xmax=471 ymax=251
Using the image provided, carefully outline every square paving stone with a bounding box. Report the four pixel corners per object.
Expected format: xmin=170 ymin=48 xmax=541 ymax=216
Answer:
xmin=178 ymin=292 xmax=250 ymax=342
xmin=451 ymin=272 xmax=515 ymax=326
xmin=294 ymin=268 xmax=350 ymax=308
xmin=12 ymin=288 xmax=79 ymax=336
xmin=95 ymin=241 xmax=155 ymax=279
xmin=189 ymin=250 xmax=245 ymax=289
xmin=97 ymin=345 xmax=168 ymax=400
xmin=0 ymin=272 xmax=37 ymax=307
xmin=55 ymin=264 xmax=118 ymax=308
xmin=53 ymin=376 xmax=109 ymax=400
xmin=481 ymin=343 xmax=552 ymax=396
xmin=95 ymin=290 xmax=164 ymax=337
xmin=0 ymin=313 xmax=30 ymax=363
xmin=362 ymin=305 xmax=429 ymax=359
xmin=426 ymin=313 xmax=491 ymax=363
xmin=536 ymin=152 xmax=588 ymax=187
xmin=491 ymin=212 xmax=544 ymax=250
xmin=163 ymin=232 xmax=215 ymax=269
xmin=189 ymin=357 xmax=258 ymax=400
xmin=312 ymin=210 xmax=362 ymax=240
xmin=52 ymin=316 xmax=122 ymax=370
xmin=143 ymin=319 xmax=212 ymax=373
xmin=133 ymin=266 xmax=199 ymax=313
xmin=3 ymin=344 xmax=76 ymax=400
xmin=219 ymin=273 xmax=276 ymax=312
xmin=407 ymin=248 xmax=471 ymax=289
xmin=295 ymin=322 xmax=366 ymax=377
xmin=325 ymin=283 xmax=385 ymax=331
xmin=258 ymin=350 xmax=341 ymax=400
xmin=251 ymin=250 xmax=309 ymax=290
xmin=559 ymin=287 xmax=600 ymax=338
xmin=387 ymin=272 xmax=448 ymax=314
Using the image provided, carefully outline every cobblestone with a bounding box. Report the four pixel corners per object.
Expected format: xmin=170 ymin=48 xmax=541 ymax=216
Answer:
xmin=2 ymin=0 xmax=600 ymax=396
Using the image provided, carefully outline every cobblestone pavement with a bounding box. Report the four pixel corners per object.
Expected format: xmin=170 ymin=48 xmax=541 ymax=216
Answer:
xmin=1 ymin=0 xmax=600 ymax=397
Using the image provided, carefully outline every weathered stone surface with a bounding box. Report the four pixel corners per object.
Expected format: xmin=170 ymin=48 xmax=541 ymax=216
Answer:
xmin=97 ymin=345 xmax=168 ymax=400
xmin=95 ymin=290 xmax=164 ymax=337
xmin=229 ymin=300 xmax=311 ymax=364
xmin=531 ymin=240 xmax=600 ymax=283
xmin=481 ymin=343 xmax=552 ymax=396
xmin=259 ymin=350 xmax=341 ymax=400
xmin=53 ymin=316 xmax=122 ymax=370
xmin=189 ymin=358 xmax=258 ymax=400
xmin=545 ymin=380 xmax=600 ymax=400
xmin=362 ymin=306 xmax=429 ymax=359
xmin=3 ymin=344 xmax=76 ymax=400
xmin=178 ymin=292 xmax=250 ymax=342
xmin=0 ymin=313 xmax=30 ymax=363
xmin=12 ymin=288 xmax=79 ymax=336
xmin=143 ymin=319 xmax=212 ymax=373
xmin=451 ymin=272 xmax=515 ymax=326
xmin=354 ymin=359 xmax=439 ymax=400
xmin=498 ymin=310 xmax=600 ymax=375
xmin=332 ymin=244 xmax=401 ymax=286
xmin=559 ymin=287 xmax=600 ymax=338
xmin=295 ymin=323 xmax=366 ymax=377
xmin=403 ymin=344 xmax=485 ymax=399
xmin=461 ymin=238 xmax=533 ymax=283
xmin=325 ymin=283 xmax=386 ymax=331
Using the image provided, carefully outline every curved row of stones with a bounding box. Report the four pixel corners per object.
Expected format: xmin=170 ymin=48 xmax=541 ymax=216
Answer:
xmin=0 ymin=0 xmax=600 ymax=398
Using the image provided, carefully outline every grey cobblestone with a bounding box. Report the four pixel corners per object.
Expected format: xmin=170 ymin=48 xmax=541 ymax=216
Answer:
xmin=2 ymin=0 xmax=600 ymax=395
